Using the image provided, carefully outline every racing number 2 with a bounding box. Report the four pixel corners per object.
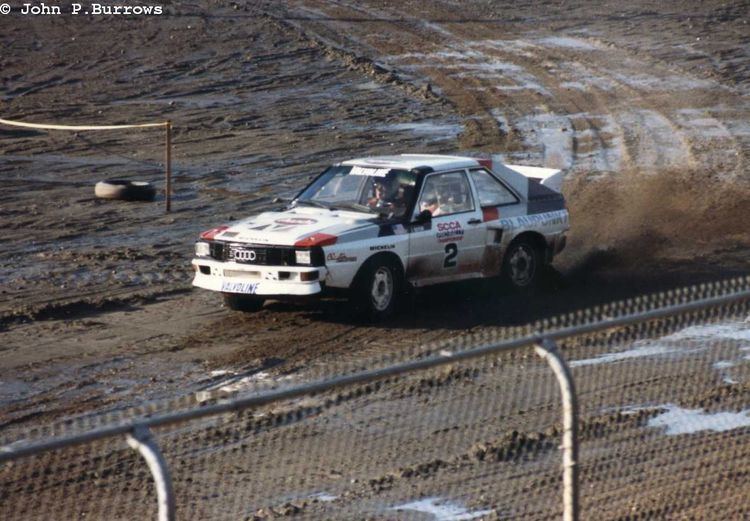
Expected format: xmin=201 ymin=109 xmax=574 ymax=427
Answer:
xmin=443 ymin=243 xmax=458 ymax=268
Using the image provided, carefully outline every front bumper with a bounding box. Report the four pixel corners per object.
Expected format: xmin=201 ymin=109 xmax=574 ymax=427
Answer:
xmin=192 ymin=258 xmax=327 ymax=296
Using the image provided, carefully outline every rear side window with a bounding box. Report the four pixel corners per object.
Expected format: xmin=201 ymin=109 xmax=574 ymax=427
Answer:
xmin=470 ymin=168 xmax=518 ymax=207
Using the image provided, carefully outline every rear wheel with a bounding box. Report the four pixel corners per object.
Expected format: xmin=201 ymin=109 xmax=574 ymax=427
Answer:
xmin=351 ymin=256 xmax=403 ymax=321
xmin=502 ymin=238 xmax=541 ymax=292
xmin=223 ymin=293 xmax=265 ymax=312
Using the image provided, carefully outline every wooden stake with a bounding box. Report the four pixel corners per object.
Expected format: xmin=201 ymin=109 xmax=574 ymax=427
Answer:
xmin=165 ymin=121 xmax=172 ymax=212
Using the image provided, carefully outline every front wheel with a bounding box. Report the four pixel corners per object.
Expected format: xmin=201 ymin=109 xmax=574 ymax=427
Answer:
xmin=502 ymin=239 xmax=540 ymax=292
xmin=223 ymin=293 xmax=265 ymax=312
xmin=351 ymin=256 xmax=403 ymax=321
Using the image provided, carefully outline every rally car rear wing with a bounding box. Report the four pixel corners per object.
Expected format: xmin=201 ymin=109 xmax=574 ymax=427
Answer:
xmin=477 ymin=156 xmax=564 ymax=196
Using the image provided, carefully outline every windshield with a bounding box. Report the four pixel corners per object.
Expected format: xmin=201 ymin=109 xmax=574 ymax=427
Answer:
xmin=296 ymin=165 xmax=417 ymax=218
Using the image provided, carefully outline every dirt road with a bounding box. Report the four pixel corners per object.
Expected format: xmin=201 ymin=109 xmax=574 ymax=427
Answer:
xmin=1 ymin=1 xmax=749 ymax=519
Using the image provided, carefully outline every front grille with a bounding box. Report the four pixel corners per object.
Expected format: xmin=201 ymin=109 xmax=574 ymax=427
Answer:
xmin=207 ymin=241 xmax=325 ymax=267
xmin=209 ymin=242 xmax=295 ymax=266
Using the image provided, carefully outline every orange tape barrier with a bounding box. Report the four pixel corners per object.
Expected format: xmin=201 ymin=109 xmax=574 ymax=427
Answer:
xmin=1 ymin=118 xmax=173 ymax=211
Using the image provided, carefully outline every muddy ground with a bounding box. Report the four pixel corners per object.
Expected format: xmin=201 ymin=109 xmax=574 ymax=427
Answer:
xmin=1 ymin=1 xmax=749 ymax=519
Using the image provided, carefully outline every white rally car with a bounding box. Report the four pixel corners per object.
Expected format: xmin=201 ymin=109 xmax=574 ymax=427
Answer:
xmin=192 ymin=154 xmax=569 ymax=319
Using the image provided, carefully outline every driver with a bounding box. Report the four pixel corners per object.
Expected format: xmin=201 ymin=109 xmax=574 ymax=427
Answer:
xmin=367 ymin=176 xmax=411 ymax=217
xmin=368 ymin=179 xmax=389 ymax=208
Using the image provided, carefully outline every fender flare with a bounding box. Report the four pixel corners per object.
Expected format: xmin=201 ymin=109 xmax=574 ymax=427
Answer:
xmin=351 ymin=251 xmax=405 ymax=291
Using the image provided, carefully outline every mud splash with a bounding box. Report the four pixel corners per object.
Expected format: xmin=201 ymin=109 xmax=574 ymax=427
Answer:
xmin=562 ymin=168 xmax=750 ymax=271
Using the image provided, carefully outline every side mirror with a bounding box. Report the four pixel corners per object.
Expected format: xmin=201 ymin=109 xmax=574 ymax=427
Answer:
xmin=414 ymin=209 xmax=432 ymax=224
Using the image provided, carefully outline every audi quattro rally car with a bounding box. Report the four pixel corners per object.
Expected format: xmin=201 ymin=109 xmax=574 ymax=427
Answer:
xmin=192 ymin=154 xmax=569 ymax=318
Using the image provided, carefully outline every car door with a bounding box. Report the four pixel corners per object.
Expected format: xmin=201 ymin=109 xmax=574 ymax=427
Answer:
xmin=406 ymin=170 xmax=485 ymax=286
xmin=467 ymin=167 xmax=524 ymax=275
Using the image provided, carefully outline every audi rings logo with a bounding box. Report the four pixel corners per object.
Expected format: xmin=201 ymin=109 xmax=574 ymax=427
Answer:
xmin=233 ymin=249 xmax=257 ymax=262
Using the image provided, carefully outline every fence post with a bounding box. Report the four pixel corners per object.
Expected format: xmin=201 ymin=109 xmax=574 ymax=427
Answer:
xmin=165 ymin=121 xmax=172 ymax=213
xmin=535 ymin=337 xmax=579 ymax=521
xmin=126 ymin=425 xmax=175 ymax=521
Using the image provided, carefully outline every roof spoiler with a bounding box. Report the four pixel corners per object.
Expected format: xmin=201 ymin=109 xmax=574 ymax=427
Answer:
xmin=477 ymin=157 xmax=564 ymax=194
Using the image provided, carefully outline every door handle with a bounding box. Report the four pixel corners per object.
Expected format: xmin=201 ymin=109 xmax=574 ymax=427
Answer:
xmin=467 ymin=218 xmax=482 ymax=225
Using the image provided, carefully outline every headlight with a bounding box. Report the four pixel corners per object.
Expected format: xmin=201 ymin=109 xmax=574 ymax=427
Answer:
xmin=295 ymin=249 xmax=311 ymax=265
xmin=195 ymin=242 xmax=211 ymax=257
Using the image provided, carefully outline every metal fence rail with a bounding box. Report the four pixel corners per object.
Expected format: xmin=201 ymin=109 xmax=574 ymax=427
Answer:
xmin=2 ymin=276 xmax=750 ymax=520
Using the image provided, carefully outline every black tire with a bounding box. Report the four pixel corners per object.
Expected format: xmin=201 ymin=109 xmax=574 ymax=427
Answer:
xmin=95 ymin=179 xmax=156 ymax=202
xmin=223 ymin=293 xmax=265 ymax=312
xmin=351 ymin=255 xmax=403 ymax=321
xmin=502 ymin=238 xmax=541 ymax=292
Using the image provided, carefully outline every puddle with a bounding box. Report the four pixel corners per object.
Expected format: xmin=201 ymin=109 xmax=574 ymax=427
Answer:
xmin=648 ymin=404 xmax=750 ymax=435
xmin=391 ymin=497 xmax=493 ymax=520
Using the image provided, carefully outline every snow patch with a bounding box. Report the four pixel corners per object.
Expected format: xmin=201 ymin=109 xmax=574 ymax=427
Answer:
xmin=649 ymin=405 xmax=750 ymax=435
xmin=378 ymin=122 xmax=463 ymax=140
xmin=512 ymin=112 xmax=574 ymax=169
xmin=610 ymin=72 xmax=716 ymax=91
xmin=389 ymin=48 xmax=549 ymax=95
xmin=391 ymin=497 xmax=493 ymax=520
xmin=571 ymin=344 xmax=686 ymax=367
xmin=571 ymin=320 xmax=750 ymax=368
xmin=219 ymin=371 xmax=272 ymax=393
xmin=537 ymin=36 xmax=600 ymax=51
xmin=663 ymin=322 xmax=750 ymax=342
xmin=307 ymin=492 xmax=337 ymax=502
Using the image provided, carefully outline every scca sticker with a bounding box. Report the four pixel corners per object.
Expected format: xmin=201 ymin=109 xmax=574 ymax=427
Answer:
xmin=436 ymin=221 xmax=464 ymax=243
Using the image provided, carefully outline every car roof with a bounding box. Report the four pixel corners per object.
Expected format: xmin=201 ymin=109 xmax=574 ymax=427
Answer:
xmin=341 ymin=154 xmax=479 ymax=171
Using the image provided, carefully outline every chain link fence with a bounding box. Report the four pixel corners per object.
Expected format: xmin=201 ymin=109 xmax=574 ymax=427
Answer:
xmin=2 ymin=277 xmax=750 ymax=520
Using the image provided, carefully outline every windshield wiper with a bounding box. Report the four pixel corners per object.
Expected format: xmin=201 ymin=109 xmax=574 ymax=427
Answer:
xmin=332 ymin=202 xmax=376 ymax=214
xmin=294 ymin=199 xmax=331 ymax=209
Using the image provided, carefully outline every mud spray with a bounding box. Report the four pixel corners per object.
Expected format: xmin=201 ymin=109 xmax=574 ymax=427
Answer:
xmin=561 ymin=168 xmax=750 ymax=280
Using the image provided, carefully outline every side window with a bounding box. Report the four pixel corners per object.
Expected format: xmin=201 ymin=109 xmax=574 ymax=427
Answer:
xmin=470 ymin=168 xmax=518 ymax=207
xmin=417 ymin=171 xmax=474 ymax=217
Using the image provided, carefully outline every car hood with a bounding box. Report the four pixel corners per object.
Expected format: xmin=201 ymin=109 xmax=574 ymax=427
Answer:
xmin=212 ymin=207 xmax=377 ymax=246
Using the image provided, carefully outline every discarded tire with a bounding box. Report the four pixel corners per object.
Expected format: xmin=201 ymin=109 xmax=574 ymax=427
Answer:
xmin=94 ymin=180 xmax=156 ymax=202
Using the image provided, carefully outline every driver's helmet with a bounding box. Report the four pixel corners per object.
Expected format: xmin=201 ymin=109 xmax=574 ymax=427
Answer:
xmin=370 ymin=177 xmax=393 ymax=208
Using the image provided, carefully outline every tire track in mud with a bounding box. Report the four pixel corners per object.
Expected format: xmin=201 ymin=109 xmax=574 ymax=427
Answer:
xmin=306 ymin=2 xmax=750 ymax=271
xmin=285 ymin=0 xmax=748 ymax=180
